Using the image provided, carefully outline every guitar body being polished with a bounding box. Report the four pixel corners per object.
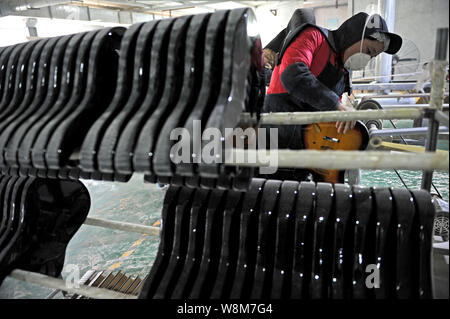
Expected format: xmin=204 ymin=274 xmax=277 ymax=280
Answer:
xmin=302 ymin=121 xmax=369 ymax=183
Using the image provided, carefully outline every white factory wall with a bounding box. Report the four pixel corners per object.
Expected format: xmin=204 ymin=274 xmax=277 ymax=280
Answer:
xmin=0 ymin=4 xmax=167 ymax=46
xmin=255 ymin=2 xmax=350 ymax=47
xmin=395 ymin=0 xmax=449 ymax=62
xmin=0 ymin=15 xmax=126 ymax=46
xmin=0 ymin=16 xmax=29 ymax=46
xmin=314 ymin=5 xmax=349 ymax=30
xmin=349 ymin=0 xmax=449 ymax=63
xmin=254 ymin=3 xmax=298 ymax=47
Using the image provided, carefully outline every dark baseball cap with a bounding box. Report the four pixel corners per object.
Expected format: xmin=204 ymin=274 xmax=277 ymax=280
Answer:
xmin=362 ymin=13 xmax=403 ymax=54
xmin=333 ymin=12 xmax=403 ymax=54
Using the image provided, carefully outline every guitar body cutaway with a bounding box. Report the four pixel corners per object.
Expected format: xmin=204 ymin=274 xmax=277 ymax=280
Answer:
xmin=302 ymin=121 xmax=369 ymax=183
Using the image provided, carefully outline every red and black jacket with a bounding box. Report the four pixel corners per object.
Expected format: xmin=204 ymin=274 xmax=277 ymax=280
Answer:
xmin=264 ymin=24 xmax=351 ymax=114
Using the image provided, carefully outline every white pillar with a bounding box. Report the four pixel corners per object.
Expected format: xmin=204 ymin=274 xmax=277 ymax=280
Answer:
xmin=376 ymin=0 xmax=395 ymax=85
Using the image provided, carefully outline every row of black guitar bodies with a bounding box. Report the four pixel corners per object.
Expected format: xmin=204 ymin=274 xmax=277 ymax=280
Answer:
xmin=0 ymin=8 xmax=265 ymax=190
xmin=138 ymin=178 xmax=435 ymax=299
xmin=0 ymin=174 xmax=435 ymax=299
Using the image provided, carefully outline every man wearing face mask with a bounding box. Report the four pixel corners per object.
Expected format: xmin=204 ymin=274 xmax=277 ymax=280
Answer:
xmin=264 ymin=12 xmax=402 ymax=150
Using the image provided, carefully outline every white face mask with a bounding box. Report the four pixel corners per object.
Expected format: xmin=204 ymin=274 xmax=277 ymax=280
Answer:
xmin=344 ymin=14 xmax=376 ymax=71
xmin=344 ymin=52 xmax=371 ymax=70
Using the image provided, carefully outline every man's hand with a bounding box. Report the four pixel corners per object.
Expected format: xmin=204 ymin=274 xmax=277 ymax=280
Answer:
xmin=336 ymin=103 xmax=356 ymax=134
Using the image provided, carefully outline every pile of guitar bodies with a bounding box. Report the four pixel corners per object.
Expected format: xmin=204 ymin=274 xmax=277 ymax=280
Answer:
xmin=0 ymin=8 xmax=265 ymax=189
xmin=0 ymin=8 xmax=264 ymax=287
xmin=138 ymin=180 xmax=436 ymax=299
xmin=0 ymin=8 xmax=438 ymax=299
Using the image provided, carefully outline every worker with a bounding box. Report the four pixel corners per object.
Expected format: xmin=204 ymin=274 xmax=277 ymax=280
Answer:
xmin=262 ymin=12 xmax=402 ymax=181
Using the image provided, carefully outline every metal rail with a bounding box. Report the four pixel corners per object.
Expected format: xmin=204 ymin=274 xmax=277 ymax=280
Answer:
xmin=84 ymin=217 xmax=160 ymax=236
xmin=360 ymin=93 xmax=449 ymax=101
xmin=372 ymin=141 xmax=447 ymax=154
xmin=227 ymin=149 xmax=448 ymax=171
xmin=240 ymin=108 xmax=424 ymax=126
xmin=352 ymin=82 xmax=419 ymax=91
xmin=9 ymin=270 xmax=137 ymax=299
xmin=370 ymin=126 xmax=448 ymax=137
xmin=379 ymin=104 xmax=449 ymax=109
xmin=421 ymin=115 xmax=441 ymax=190
xmin=435 ymin=110 xmax=450 ymax=128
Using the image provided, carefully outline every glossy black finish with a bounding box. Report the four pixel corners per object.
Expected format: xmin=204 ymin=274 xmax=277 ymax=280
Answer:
xmin=390 ymin=188 xmax=416 ymax=299
xmin=175 ymin=10 xmax=229 ymax=178
xmin=0 ymin=176 xmax=26 ymax=284
xmin=216 ymin=166 xmax=233 ymax=190
xmin=410 ymin=189 xmax=434 ymax=299
xmin=0 ymin=41 xmax=39 ymax=126
xmin=310 ymin=182 xmax=334 ymax=299
xmin=138 ymin=186 xmax=180 ymax=299
xmin=153 ymin=187 xmax=195 ymax=299
xmin=291 ymin=181 xmax=315 ymax=299
xmin=25 ymin=30 xmax=101 ymax=170
xmin=230 ymin=178 xmax=265 ymax=299
xmin=3 ymin=38 xmax=51 ymax=169
xmin=350 ymin=185 xmax=374 ymax=299
xmin=271 ymin=180 xmax=298 ymax=299
xmin=371 ymin=187 xmax=395 ymax=299
xmin=232 ymin=167 xmax=255 ymax=192
xmin=80 ymin=22 xmax=146 ymax=173
xmin=152 ymin=13 xmax=211 ymax=178
xmin=0 ymin=177 xmax=90 ymax=284
xmin=0 ymin=42 xmax=37 ymax=142
xmin=251 ymin=179 xmax=281 ymax=299
xmin=95 ymin=21 xmax=160 ymax=174
xmin=207 ymin=10 xmax=263 ymax=190
xmin=44 ymin=27 xmax=125 ymax=170
xmin=0 ymin=176 xmax=20 ymax=249
xmin=0 ymin=178 xmax=35 ymax=283
xmin=171 ymin=188 xmax=210 ymax=299
xmin=330 ymin=183 xmax=352 ymax=299
xmin=0 ymin=176 xmax=9 ymax=238
xmin=135 ymin=180 xmax=437 ymax=300
xmin=0 ymin=43 xmax=26 ymax=117
xmin=1 ymin=36 xmax=70 ymax=169
xmin=102 ymin=18 xmax=173 ymax=177
xmin=188 ymin=189 xmax=227 ymax=299
xmin=0 ymin=9 xmax=264 ymax=185
xmin=198 ymin=8 xmax=257 ymax=178
xmin=132 ymin=16 xmax=192 ymax=175
xmin=210 ymin=190 xmax=244 ymax=299
xmin=199 ymin=176 xmax=217 ymax=189
xmin=24 ymin=179 xmax=89 ymax=276
xmin=0 ymin=47 xmax=14 ymax=101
